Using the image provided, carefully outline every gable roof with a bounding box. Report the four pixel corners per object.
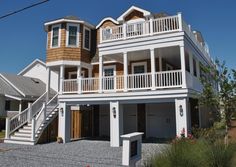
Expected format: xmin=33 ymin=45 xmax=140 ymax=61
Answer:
xmin=96 ymin=17 xmax=119 ymax=29
xmin=18 ymin=59 xmax=45 ymax=76
xmin=0 ymin=77 xmax=21 ymax=97
xmin=117 ymin=6 xmax=151 ymax=22
xmin=0 ymin=73 xmax=46 ymax=98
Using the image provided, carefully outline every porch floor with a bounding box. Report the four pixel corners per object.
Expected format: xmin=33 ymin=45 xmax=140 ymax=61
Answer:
xmin=0 ymin=140 xmax=167 ymax=167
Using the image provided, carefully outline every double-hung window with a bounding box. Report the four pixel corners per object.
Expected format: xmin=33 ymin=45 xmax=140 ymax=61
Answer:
xmin=66 ymin=24 xmax=79 ymax=47
xmin=83 ymin=27 xmax=91 ymax=50
xmin=51 ymin=25 xmax=61 ymax=48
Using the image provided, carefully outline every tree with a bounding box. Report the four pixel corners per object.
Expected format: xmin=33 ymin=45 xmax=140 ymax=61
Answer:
xmin=199 ymin=59 xmax=236 ymax=127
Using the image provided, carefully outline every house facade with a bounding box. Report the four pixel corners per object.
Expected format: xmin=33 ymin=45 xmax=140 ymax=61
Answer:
xmin=5 ymin=6 xmax=215 ymax=146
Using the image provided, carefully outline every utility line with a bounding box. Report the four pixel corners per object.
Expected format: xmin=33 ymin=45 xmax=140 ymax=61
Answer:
xmin=0 ymin=0 xmax=50 ymax=20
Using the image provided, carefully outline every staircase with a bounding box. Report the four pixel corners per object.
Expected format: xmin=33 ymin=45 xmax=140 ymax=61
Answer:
xmin=4 ymin=92 xmax=59 ymax=145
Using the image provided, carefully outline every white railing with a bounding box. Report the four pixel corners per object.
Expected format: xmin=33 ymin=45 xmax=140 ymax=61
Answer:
xmin=100 ymin=15 xmax=180 ymax=42
xmin=126 ymin=21 xmax=150 ymax=38
xmin=127 ymin=73 xmax=152 ymax=90
xmin=81 ymin=77 xmax=99 ymax=93
xmin=7 ymin=92 xmax=47 ymax=136
xmin=34 ymin=93 xmax=59 ymax=136
xmin=62 ymin=70 xmax=185 ymax=94
xmin=155 ymin=70 xmax=182 ymax=88
xmin=153 ymin=15 xmax=179 ymax=34
xmin=63 ymin=79 xmax=78 ymax=93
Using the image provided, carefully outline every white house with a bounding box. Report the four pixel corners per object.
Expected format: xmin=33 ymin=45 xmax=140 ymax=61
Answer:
xmin=5 ymin=6 xmax=215 ymax=146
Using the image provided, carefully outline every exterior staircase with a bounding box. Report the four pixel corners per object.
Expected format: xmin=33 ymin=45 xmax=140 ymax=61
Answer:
xmin=4 ymin=92 xmax=59 ymax=145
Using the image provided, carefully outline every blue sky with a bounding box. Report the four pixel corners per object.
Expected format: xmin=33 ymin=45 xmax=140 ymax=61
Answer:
xmin=0 ymin=0 xmax=235 ymax=73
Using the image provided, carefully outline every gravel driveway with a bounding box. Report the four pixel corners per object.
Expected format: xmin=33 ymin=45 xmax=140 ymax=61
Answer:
xmin=0 ymin=140 xmax=167 ymax=167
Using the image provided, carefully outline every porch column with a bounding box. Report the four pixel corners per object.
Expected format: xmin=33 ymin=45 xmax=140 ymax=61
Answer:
xmin=88 ymin=68 xmax=92 ymax=78
xmin=77 ymin=66 xmax=82 ymax=94
xmin=123 ymin=52 xmax=128 ymax=92
xmin=189 ymin=53 xmax=194 ymax=75
xmin=99 ymin=55 xmax=103 ymax=93
xmin=180 ymin=45 xmax=187 ymax=88
xmin=150 ymin=48 xmax=156 ymax=90
xmin=46 ymin=67 xmax=51 ymax=102
xmin=58 ymin=102 xmax=71 ymax=143
xmin=59 ymin=65 xmax=65 ymax=94
xmin=175 ymin=98 xmax=189 ymax=137
xmin=18 ymin=101 xmax=22 ymax=114
xmin=159 ymin=56 xmax=162 ymax=71
xmin=196 ymin=60 xmax=200 ymax=78
xmin=110 ymin=101 xmax=123 ymax=147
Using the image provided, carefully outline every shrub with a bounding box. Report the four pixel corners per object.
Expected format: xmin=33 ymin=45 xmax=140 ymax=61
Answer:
xmin=146 ymin=138 xmax=236 ymax=167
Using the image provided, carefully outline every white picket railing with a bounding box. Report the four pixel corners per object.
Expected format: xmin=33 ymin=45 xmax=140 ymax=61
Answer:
xmin=126 ymin=21 xmax=150 ymax=38
xmin=8 ymin=92 xmax=47 ymax=136
xmin=101 ymin=25 xmax=123 ymax=42
xmin=34 ymin=93 xmax=58 ymax=136
xmin=102 ymin=75 xmax=124 ymax=91
xmin=63 ymin=79 xmax=78 ymax=93
xmin=153 ymin=15 xmax=179 ymax=34
xmin=81 ymin=77 xmax=99 ymax=93
xmin=155 ymin=70 xmax=182 ymax=88
xmin=127 ymin=73 xmax=152 ymax=90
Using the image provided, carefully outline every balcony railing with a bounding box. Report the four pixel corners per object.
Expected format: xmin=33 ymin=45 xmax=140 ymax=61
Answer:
xmin=100 ymin=14 xmax=211 ymax=63
xmin=62 ymin=70 xmax=183 ymax=94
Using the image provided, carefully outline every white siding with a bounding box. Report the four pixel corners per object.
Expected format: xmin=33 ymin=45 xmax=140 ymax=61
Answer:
xmin=22 ymin=63 xmax=59 ymax=91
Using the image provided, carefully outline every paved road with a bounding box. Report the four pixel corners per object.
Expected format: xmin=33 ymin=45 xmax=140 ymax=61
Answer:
xmin=0 ymin=140 xmax=167 ymax=167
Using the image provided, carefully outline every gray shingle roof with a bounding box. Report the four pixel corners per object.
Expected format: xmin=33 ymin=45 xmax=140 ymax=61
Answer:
xmin=0 ymin=77 xmax=21 ymax=97
xmin=0 ymin=74 xmax=46 ymax=98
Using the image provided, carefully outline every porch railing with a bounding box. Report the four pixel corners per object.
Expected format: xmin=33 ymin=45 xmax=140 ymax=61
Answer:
xmin=62 ymin=70 xmax=183 ymax=94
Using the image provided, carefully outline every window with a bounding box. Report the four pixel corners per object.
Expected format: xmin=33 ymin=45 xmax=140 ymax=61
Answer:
xmin=51 ymin=25 xmax=61 ymax=48
xmin=132 ymin=62 xmax=147 ymax=74
xmin=103 ymin=27 xmax=112 ymax=40
xmin=66 ymin=24 xmax=79 ymax=47
xmin=83 ymin=27 xmax=91 ymax=50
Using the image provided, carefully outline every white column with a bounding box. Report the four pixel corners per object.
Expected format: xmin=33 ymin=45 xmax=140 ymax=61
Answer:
xmin=180 ymin=45 xmax=187 ymax=88
xmin=58 ymin=102 xmax=71 ymax=143
xmin=59 ymin=65 xmax=65 ymax=94
xmin=178 ymin=12 xmax=183 ymax=31
xmin=149 ymin=17 xmax=154 ymax=35
xmin=46 ymin=67 xmax=51 ymax=102
xmin=99 ymin=55 xmax=103 ymax=93
xmin=18 ymin=101 xmax=22 ymax=114
xmin=189 ymin=53 xmax=194 ymax=75
xmin=159 ymin=56 xmax=162 ymax=72
xmin=77 ymin=66 xmax=82 ymax=94
xmin=175 ymin=98 xmax=188 ymax=137
xmin=5 ymin=117 xmax=10 ymax=139
xmin=196 ymin=60 xmax=200 ymax=78
xmin=88 ymin=68 xmax=92 ymax=78
xmin=31 ymin=118 xmax=36 ymax=141
xmin=27 ymin=103 xmax=32 ymax=122
xmin=110 ymin=101 xmax=123 ymax=147
xmin=150 ymin=48 xmax=156 ymax=90
xmin=123 ymin=52 xmax=128 ymax=92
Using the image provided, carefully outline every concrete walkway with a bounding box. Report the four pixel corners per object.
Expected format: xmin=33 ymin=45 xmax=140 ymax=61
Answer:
xmin=0 ymin=140 xmax=167 ymax=167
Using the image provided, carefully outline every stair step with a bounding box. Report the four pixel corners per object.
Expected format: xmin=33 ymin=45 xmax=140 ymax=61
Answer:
xmin=14 ymin=132 xmax=31 ymax=137
xmin=19 ymin=129 xmax=31 ymax=133
xmin=10 ymin=136 xmax=31 ymax=141
xmin=23 ymin=126 xmax=32 ymax=130
xmin=4 ymin=139 xmax=35 ymax=145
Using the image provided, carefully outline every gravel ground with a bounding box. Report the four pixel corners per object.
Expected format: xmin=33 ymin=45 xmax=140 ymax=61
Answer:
xmin=0 ymin=140 xmax=167 ymax=167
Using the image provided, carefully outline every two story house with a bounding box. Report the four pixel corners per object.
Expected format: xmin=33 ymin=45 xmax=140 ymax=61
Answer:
xmin=5 ymin=6 xmax=214 ymax=146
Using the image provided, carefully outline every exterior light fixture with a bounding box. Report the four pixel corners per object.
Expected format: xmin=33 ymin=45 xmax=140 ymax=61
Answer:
xmin=179 ymin=105 xmax=183 ymax=117
xmin=112 ymin=107 xmax=116 ymax=118
xmin=60 ymin=108 xmax=64 ymax=117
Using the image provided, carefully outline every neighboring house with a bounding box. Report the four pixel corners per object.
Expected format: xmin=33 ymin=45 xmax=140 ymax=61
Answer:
xmin=18 ymin=59 xmax=59 ymax=92
xmin=5 ymin=6 xmax=216 ymax=146
xmin=0 ymin=73 xmax=46 ymax=117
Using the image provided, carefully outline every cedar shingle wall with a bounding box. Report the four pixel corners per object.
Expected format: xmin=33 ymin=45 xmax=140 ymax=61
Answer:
xmin=124 ymin=10 xmax=145 ymax=21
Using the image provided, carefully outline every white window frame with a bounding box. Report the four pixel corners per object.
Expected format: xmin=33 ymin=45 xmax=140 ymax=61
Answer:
xmin=66 ymin=23 xmax=80 ymax=47
xmin=166 ymin=64 xmax=173 ymax=71
xmin=50 ymin=24 xmax=61 ymax=48
xmin=83 ymin=26 xmax=91 ymax=51
xmin=131 ymin=62 xmax=147 ymax=74
xmin=68 ymin=71 xmax=85 ymax=79
xmin=103 ymin=65 xmax=116 ymax=76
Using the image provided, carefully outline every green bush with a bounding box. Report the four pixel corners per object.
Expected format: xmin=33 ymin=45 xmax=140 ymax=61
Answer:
xmin=146 ymin=138 xmax=236 ymax=167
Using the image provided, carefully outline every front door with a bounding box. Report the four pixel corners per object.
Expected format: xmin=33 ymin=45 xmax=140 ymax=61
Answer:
xmin=71 ymin=110 xmax=81 ymax=139
xmin=132 ymin=62 xmax=147 ymax=88
xmin=103 ymin=66 xmax=115 ymax=90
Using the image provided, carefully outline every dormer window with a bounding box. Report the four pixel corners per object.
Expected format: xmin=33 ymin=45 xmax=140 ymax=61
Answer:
xmin=66 ymin=23 xmax=79 ymax=47
xmin=102 ymin=27 xmax=112 ymax=40
xmin=51 ymin=24 xmax=61 ymax=48
xmin=83 ymin=27 xmax=91 ymax=50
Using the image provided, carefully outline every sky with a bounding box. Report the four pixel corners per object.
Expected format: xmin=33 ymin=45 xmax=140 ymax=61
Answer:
xmin=0 ymin=0 xmax=235 ymax=73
